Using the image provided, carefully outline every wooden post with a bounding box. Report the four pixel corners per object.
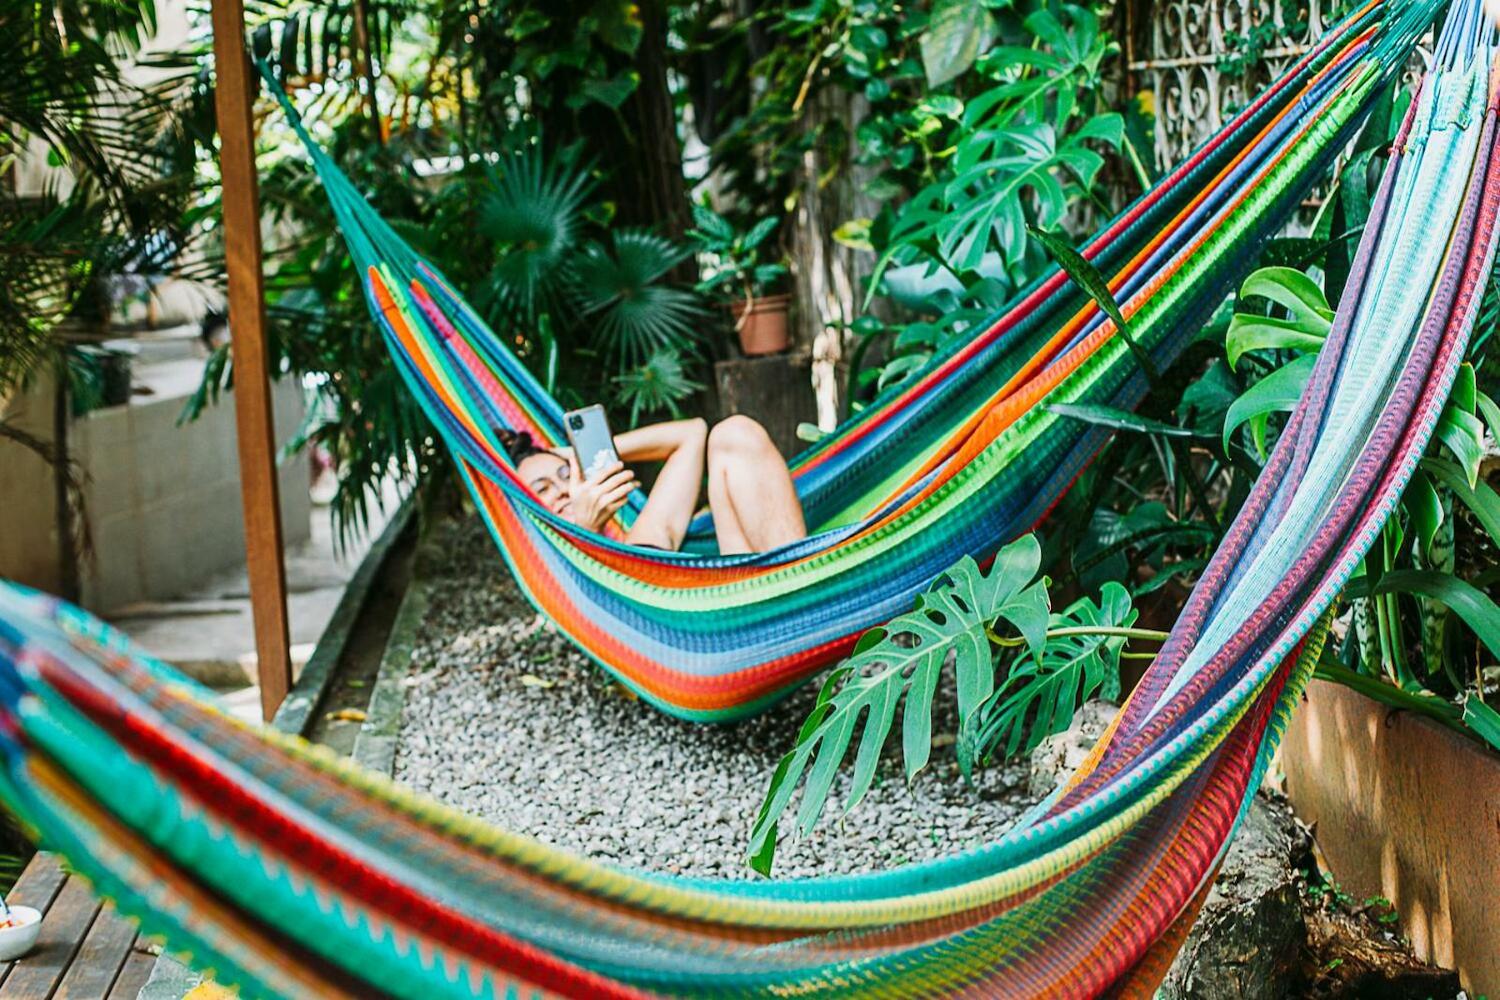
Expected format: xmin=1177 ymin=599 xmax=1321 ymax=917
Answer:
xmin=210 ymin=0 xmax=293 ymax=721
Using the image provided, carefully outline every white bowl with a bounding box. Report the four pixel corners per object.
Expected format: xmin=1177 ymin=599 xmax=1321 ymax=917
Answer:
xmin=0 ymin=906 xmax=41 ymax=961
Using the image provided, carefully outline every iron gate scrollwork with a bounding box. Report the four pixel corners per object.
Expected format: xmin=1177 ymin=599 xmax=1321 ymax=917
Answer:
xmin=1130 ymin=0 xmax=1336 ymax=173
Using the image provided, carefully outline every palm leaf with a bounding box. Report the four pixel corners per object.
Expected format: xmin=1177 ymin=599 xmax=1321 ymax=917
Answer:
xmin=568 ymin=228 xmax=703 ymax=365
xmin=611 ymin=349 xmax=703 ymax=424
xmin=476 ymin=145 xmax=597 ymax=325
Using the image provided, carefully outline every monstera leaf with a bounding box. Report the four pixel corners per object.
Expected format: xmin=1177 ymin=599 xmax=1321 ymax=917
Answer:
xmin=961 ymin=582 xmax=1136 ymax=775
xmin=1226 ymin=266 xmax=1333 ymax=369
xmin=746 ymin=538 xmax=1050 ymax=875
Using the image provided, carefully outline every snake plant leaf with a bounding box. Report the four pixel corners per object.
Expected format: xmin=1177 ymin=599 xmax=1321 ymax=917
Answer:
xmin=1421 ymin=456 xmax=1500 ymax=547
xmin=962 ymin=582 xmax=1137 ymax=776
xmin=746 ymin=539 xmax=1048 ymax=875
xmin=1369 ymin=570 xmax=1500 ymax=663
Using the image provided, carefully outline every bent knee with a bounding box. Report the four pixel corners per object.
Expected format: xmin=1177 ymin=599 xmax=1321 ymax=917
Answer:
xmin=708 ymin=414 xmax=775 ymax=457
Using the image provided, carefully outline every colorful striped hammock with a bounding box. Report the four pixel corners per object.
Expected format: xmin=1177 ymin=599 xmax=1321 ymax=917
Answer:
xmin=256 ymin=0 xmax=1435 ymax=722
xmin=0 ymin=3 xmax=1494 ymax=996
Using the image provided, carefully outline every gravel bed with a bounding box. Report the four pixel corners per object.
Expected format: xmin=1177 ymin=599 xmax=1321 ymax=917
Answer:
xmin=393 ymin=512 xmax=1041 ymax=880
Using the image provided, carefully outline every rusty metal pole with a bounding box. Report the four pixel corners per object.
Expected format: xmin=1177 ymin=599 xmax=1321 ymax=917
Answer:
xmin=210 ymin=0 xmax=293 ymax=721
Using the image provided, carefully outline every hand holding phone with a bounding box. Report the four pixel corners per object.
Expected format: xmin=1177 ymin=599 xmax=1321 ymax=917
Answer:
xmin=564 ymin=451 xmax=637 ymax=531
xmin=564 ymin=405 xmax=621 ymax=478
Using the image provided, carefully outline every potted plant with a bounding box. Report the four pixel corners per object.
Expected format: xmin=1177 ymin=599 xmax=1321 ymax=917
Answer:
xmin=689 ymin=204 xmax=791 ymax=356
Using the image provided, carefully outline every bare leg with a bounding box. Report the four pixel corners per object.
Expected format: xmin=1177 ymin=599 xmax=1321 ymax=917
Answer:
xmin=707 ymin=416 xmax=807 ymax=555
xmin=625 ymin=418 xmax=708 ymax=550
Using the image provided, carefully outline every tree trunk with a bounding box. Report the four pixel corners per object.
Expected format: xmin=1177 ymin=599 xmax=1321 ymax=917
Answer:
xmin=787 ymin=86 xmax=883 ymax=429
xmin=618 ymin=0 xmax=693 ymax=245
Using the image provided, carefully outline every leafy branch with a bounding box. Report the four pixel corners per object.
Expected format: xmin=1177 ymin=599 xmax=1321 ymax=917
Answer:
xmin=747 ymin=536 xmax=1157 ymax=875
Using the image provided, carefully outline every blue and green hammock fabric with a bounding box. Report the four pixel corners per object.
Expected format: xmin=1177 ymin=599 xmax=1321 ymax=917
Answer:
xmin=252 ymin=0 xmax=1438 ymax=722
xmin=0 ymin=4 xmax=1496 ymax=997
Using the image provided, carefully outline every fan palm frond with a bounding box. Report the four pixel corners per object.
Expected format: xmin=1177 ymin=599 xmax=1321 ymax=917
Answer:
xmin=569 ymin=228 xmax=704 ymax=366
xmin=611 ymin=349 xmax=704 ymax=424
xmin=477 ymin=144 xmax=597 ymax=325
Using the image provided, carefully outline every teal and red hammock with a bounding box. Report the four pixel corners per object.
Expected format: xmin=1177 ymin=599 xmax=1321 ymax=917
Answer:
xmin=265 ymin=0 xmax=1435 ymax=722
xmin=0 ymin=0 xmax=1495 ymax=995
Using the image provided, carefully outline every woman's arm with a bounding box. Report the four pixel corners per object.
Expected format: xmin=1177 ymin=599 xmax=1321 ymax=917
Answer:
xmin=615 ymin=418 xmax=709 ymax=463
xmin=622 ymin=417 xmax=708 ymax=550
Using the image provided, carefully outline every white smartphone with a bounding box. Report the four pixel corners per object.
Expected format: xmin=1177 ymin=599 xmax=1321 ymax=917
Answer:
xmin=563 ymin=405 xmax=621 ymax=479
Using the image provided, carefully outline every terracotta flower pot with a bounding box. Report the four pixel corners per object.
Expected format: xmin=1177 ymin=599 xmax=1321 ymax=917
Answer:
xmin=730 ymin=293 xmax=791 ymax=356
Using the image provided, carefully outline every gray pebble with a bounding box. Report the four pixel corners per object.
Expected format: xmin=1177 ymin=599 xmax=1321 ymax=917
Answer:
xmin=393 ymin=513 xmax=1042 ymax=881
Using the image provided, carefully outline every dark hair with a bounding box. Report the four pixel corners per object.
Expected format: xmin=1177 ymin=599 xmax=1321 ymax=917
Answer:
xmin=497 ymin=428 xmax=552 ymax=466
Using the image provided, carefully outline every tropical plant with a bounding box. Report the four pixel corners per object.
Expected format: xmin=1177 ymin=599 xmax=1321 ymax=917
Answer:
xmin=570 ymin=229 xmax=704 ymax=367
xmin=842 ymin=2 xmax=1127 ymax=403
xmin=612 ymin=350 xmax=706 ymax=425
xmin=470 ymin=146 xmax=708 ymax=410
xmin=2 ymin=1 xmax=207 ymax=594
xmin=0 ymin=0 xmax=202 ymax=396
xmin=747 ymin=535 xmax=1162 ymax=874
xmin=688 ymin=205 xmax=788 ymax=306
xmin=1218 ymin=259 xmax=1500 ymax=752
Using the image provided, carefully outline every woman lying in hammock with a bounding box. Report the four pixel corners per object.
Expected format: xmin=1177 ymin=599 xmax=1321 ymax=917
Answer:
xmin=499 ymin=416 xmax=807 ymax=554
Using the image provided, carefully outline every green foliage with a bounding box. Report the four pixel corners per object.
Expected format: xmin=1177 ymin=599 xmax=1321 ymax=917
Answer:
xmin=612 ymin=350 xmax=705 ymax=425
xmin=1225 ymin=267 xmax=1333 ymax=369
xmin=572 ymin=229 xmax=704 ymax=366
xmin=1366 ymin=571 xmax=1500 ymax=666
xmin=476 ymin=146 xmax=599 ymax=327
xmin=748 ymin=536 xmax=1153 ymax=875
xmin=919 ymin=0 xmax=996 ymax=87
xmin=1213 ymin=250 xmax=1500 ymax=751
xmin=847 ymin=3 xmax=1124 ymax=400
xmin=195 ymin=0 xmax=708 ymax=540
xmin=1223 ymin=354 xmax=1318 ymax=458
xmin=466 ymin=149 xmax=707 ymax=410
xmin=873 ymin=5 xmax=1120 ymax=289
xmin=1221 ymin=266 xmax=1333 ymax=457
xmin=1462 ymin=694 xmax=1500 ymax=754
xmin=0 ymin=0 xmax=205 ymax=396
xmin=688 ymin=205 xmax=788 ymax=304
xmin=961 ymin=582 xmax=1135 ymax=773
xmin=747 ymin=539 xmax=1048 ymax=873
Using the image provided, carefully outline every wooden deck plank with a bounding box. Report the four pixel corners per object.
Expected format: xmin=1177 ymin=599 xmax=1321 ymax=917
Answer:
xmin=104 ymin=944 xmax=155 ymax=1000
xmin=0 ymin=856 xmax=71 ymax=992
xmin=0 ymin=876 xmax=101 ymax=999
xmin=52 ymin=903 xmax=138 ymax=1000
xmin=3 ymin=856 xmax=68 ymax=920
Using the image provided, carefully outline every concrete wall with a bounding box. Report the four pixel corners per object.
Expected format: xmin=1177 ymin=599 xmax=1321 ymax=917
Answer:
xmin=0 ymin=381 xmax=65 ymax=595
xmin=0 ymin=363 xmax=310 ymax=614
